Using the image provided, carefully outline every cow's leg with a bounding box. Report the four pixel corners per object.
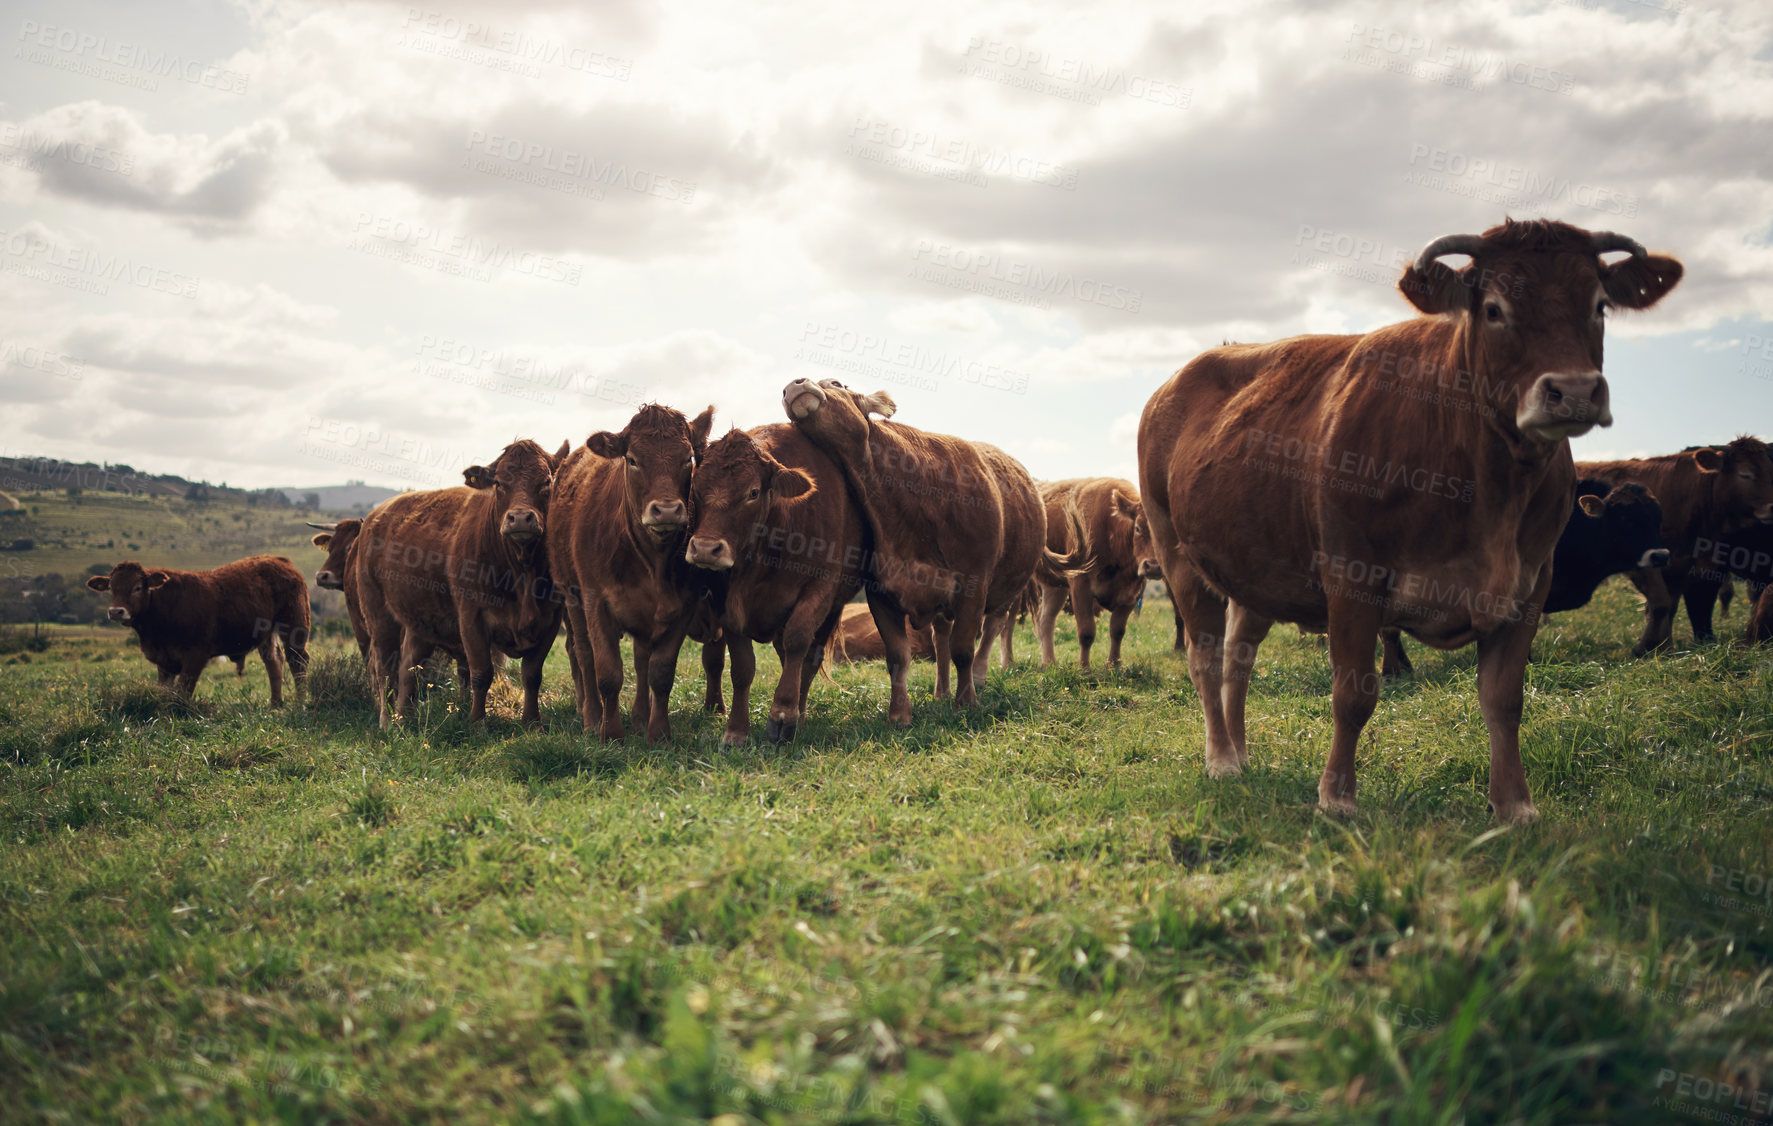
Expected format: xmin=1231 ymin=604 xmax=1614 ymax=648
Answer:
xmin=998 ymin=614 xmax=1014 ymax=669
xmin=931 ymin=619 xmax=952 ymax=699
xmin=1475 ymin=580 xmax=1547 ymax=823
xmin=702 ymin=641 xmax=726 ymax=715
xmin=1171 ymin=569 xmax=1239 ymax=778
xmin=1750 ymin=585 xmax=1773 ymax=644
xmin=1682 ymin=576 xmax=1720 ymax=644
xmin=587 ymin=605 xmax=625 ymax=741
xmin=1379 ymin=628 xmax=1414 ymax=679
xmin=1222 ymin=599 xmax=1272 ymax=768
xmin=175 ymin=658 xmax=204 ymax=700
xmin=259 ymin=635 xmax=284 ymax=708
xmin=1072 ymin=577 xmax=1099 ymax=669
xmin=643 ymin=626 xmax=688 ymax=744
xmin=1034 ymin=583 xmax=1063 ymax=667
xmin=157 ymin=663 xmax=178 ymax=691
xmin=948 ymin=597 xmax=987 ymax=708
xmin=566 ymin=596 xmax=603 ymax=733
xmin=724 ymin=635 xmax=755 ymax=746
xmin=394 ymin=634 xmax=429 ymax=723
xmin=519 ymin=649 xmax=546 ymax=726
xmin=768 ymin=598 xmax=829 ymax=743
xmin=970 ymin=611 xmax=1007 ymax=691
xmin=564 ymin=633 xmax=582 ymax=711
xmin=630 ymin=636 xmax=653 ymax=733
xmin=459 ymin=616 xmax=495 ymax=725
xmin=1172 ymin=604 xmax=1186 ymax=652
xmin=1719 ymin=576 xmax=1736 ymax=618
xmin=1321 ymin=597 xmax=1383 ymax=815
xmin=1627 ymin=567 xmax=1677 ymax=655
xmin=866 ymin=592 xmax=914 ymax=727
xmin=284 ymin=626 xmax=309 ymax=703
xmin=1106 ymin=606 xmax=1132 ymax=668
xmin=233 ymin=656 xmax=246 ymax=677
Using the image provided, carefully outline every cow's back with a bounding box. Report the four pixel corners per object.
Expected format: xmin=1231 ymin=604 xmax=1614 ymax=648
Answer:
xmin=358 ymin=487 xmax=475 ymax=644
xmin=146 ymin=556 xmax=307 ymax=659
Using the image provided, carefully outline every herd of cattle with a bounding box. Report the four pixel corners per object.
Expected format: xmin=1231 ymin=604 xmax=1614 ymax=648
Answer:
xmin=82 ymin=219 xmax=1773 ymax=822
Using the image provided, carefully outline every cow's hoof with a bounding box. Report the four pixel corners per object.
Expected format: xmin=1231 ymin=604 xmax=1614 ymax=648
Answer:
xmin=765 ymin=717 xmax=796 ymax=744
xmin=705 ymin=702 xmax=726 ymax=716
xmin=1205 ymin=756 xmax=1243 ymax=779
xmin=887 ymin=711 xmax=912 ymax=728
xmin=1317 ymin=795 xmax=1357 ymax=817
xmin=1490 ymin=800 xmax=1540 ymax=825
xmin=721 ymin=730 xmax=748 ymax=747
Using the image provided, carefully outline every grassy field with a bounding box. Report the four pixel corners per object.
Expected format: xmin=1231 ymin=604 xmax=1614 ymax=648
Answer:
xmin=2 ymin=581 xmax=1771 ymax=1124
xmin=0 ymin=489 xmax=337 ymax=577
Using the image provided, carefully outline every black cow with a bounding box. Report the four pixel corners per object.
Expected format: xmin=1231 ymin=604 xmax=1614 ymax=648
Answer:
xmin=1682 ymin=522 xmax=1773 ymax=643
xmin=1383 ymin=479 xmax=1667 ymax=675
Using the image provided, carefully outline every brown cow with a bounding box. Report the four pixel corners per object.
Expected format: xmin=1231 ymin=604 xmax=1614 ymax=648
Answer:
xmin=355 ymin=440 xmax=567 ymax=728
xmin=682 ymin=425 xmax=866 ymax=744
xmin=1033 ymin=478 xmax=1158 ymax=669
xmin=1579 ymin=438 xmax=1773 ymax=653
xmin=826 ymin=602 xmax=937 ymax=663
xmin=1138 ymin=219 xmax=1681 ymax=822
xmin=781 ymin=378 xmax=1084 ymax=725
xmin=86 ymin=556 xmax=311 ymax=705
xmin=548 ymin=404 xmax=715 ymax=742
xmin=309 ymin=518 xmax=368 ymax=660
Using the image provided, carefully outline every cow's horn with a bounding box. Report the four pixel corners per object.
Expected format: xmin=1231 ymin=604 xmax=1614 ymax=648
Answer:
xmin=1588 ymin=231 xmax=1646 ymax=258
xmin=1414 ymin=234 xmax=1487 ymax=272
xmin=305 ymin=521 xmax=338 ymax=531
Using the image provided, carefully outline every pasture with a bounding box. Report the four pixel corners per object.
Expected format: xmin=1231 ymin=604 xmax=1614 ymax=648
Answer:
xmin=3 ymin=581 xmax=1771 ymax=1124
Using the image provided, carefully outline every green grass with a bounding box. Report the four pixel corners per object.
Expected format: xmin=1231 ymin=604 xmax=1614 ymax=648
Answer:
xmin=1 ymin=489 xmax=330 ymax=576
xmin=2 ymin=581 xmax=1771 ymax=1124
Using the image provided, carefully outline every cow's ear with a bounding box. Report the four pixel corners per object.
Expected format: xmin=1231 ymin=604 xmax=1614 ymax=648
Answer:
xmin=85 ymin=575 xmax=110 ymax=592
xmin=1577 ymin=493 xmax=1606 ymax=518
xmin=859 ymin=390 xmax=897 ymax=418
xmin=463 ymin=465 xmax=497 ymax=489
xmin=1398 ymin=261 xmax=1469 ymax=316
xmin=311 ymin=533 xmax=333 ymax=548
xmin=143 ymin=571 xmax=168 ymax=590
xmin=553 ymin=440 xmax=571 ymax=465
xmin=585 ymin=431 xmax=626 ymax=460
xmin=1603 ymin=254 xmax=1683 ymax=310
xmin=772 ymin=467 xmax=816 ymax=501
xmin=1692 ymin=447 xmax=1724 ymax=473
xmin=1111 ymin=489 xmax=1141 ymax=521
xmin=688 ymin=406 xmax=715 ymax=459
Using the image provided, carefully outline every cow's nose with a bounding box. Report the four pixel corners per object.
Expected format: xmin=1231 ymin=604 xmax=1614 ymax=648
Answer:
xmin=684 ymin=536 xmax=734 ymax=570
xmin=503 ymin=508 xmax=542 ymax=537
xmin=1542 ymin=372 xmax=1610 ymax=422
xmin=1138 ymin=559 xmax=1163 ymax=578
xmin=1757 ymin=502 xmax=1773 ymax=524
xmin=644 ymin=499 xmax=687 ymax=527
xmin=107 ymin=607 xmax=127 ymax=622
xmin=316 ymin=570 xmax=338 ymax=588
xmin=1642 ymin=549 xmax=1670 ymax=569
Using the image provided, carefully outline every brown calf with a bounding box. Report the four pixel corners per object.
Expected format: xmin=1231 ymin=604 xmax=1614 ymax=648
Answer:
xmin=355 ymin=440 xmax=567 ymax=728
xmin=782 ymin=378 xmax=1083 ymax=724
xmin=309 ymin=518 xmax=368 ymax=660
xmin=1579 ymin=439 xmax=1773 ymax=653
xmin=1138 ymin=219 xmax=1681 ymax=822
xmin=826 ymin=602 xmax=938 ymax=663
xmin=1033 ymin=478 xmax=1157 ymax=669
xmin=87 ymin=556 xmax=311 ymax=705
xmin=548 ymin=404 xmax=715 ymax=742
xmin=683 ymin=424 xmax=866 ymax=743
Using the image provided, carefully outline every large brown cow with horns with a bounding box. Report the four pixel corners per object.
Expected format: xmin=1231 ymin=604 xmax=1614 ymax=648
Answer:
xmin=1138 ymin=219 xmax=1682 ymax=822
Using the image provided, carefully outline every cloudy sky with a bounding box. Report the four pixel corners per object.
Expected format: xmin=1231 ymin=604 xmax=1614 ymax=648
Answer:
xmin=0 ymin=0 xmax=1768 ymax=492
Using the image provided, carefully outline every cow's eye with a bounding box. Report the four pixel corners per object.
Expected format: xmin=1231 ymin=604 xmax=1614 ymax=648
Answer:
xmin=747 ymin=487 xmax=761 ymax=501
xmin=1596 ymin=299 xmax=1610 ymax=317
xmin=1484 ymin=302 xmax=1504 ymax=323
xmin=625 ymin=455 xmax=638 ymax=468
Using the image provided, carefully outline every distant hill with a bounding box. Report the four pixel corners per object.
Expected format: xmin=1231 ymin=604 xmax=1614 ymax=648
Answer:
xmin=276 ymin=483 xmax=400 ymax=514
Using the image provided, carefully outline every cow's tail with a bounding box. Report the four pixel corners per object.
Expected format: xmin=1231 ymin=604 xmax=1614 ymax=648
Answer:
xmin=1033 ymin=498 xmax=1093 ymax=585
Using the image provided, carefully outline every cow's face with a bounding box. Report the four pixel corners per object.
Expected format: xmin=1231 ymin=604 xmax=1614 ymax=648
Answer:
xmin=781 ymin=378 xmax=897 ymax=467
xmin=310 ymin=519 xmax=362 ymax=590
xmin=1691 ymin=439 xmax=1773 ymax=529
xmin=1578 ymin=484 xmax=1669 ymax=571
xmin=86 ymin=561 xmax=167 ymax=624
xmin=1399 ymin=220 xmax=1682 ymax=445
xmin=464 ymin=439 xmax=567 ymax=546
xmin=1122 ymin=495 xmax=1163 ymax=579
xmin=586 ymin=404 xmax=715 ymax=540
xmin=684 ymin=431 xmax=816 ymax=570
